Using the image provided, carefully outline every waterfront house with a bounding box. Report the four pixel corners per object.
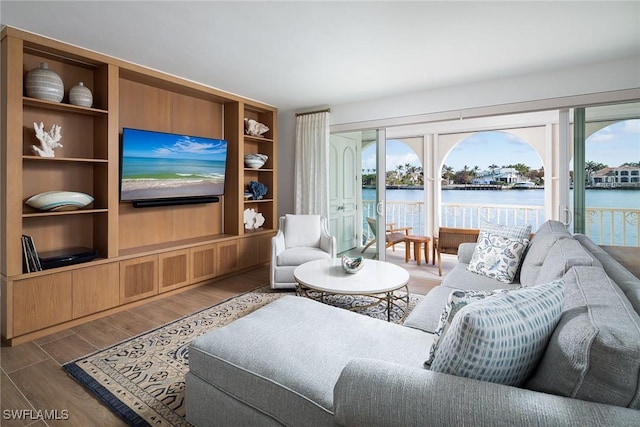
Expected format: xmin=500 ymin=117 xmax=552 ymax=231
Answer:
xmin=591 ymin=165 xmax=640 ymax=188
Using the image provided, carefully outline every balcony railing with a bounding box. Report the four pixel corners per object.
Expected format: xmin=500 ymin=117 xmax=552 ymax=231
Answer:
xmin=585 ymin=207 xmax=639 ymax=246
xmin=361 ymin=200 xmax=640 ymax=247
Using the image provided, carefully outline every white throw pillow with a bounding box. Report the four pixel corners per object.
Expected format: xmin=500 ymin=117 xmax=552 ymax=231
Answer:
xmin=425 ymin=288 xmax=513 ymax=366
xmin=480 ymin=221 xmax=532 ymax=240
xmin=429 ymin=280 xmax=565 ymax=386
xmin=468 ymin=232 xmax=529 ymax=283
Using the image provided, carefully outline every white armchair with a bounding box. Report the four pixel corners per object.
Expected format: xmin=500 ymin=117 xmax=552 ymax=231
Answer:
xmin=270 ymin=214 xmax=336 ymax=289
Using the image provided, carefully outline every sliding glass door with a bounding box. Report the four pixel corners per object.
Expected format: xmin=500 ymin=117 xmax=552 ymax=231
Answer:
xmin=573 ymin=102 xmax=640 ymax=247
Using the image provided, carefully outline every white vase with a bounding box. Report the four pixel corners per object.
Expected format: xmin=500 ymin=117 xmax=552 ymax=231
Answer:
xmin=25 ymin=62 xmax=64 ymax=103
xmin=69 ymin=82 xmax=93 ymax=107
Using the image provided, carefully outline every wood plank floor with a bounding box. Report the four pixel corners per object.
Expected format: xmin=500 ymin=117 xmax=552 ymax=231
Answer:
xmin=0 ymin=258 xmax=446 ymax=426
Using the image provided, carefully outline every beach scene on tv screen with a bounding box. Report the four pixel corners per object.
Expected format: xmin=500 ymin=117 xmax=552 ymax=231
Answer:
xmin=121 ymin=129 xmax=227 ymax=201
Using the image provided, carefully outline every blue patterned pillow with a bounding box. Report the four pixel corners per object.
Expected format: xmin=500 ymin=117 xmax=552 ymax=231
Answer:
xmin=468 ymin=232 xmax=529 ymax=283
xmin=430 ymin=280 xmax=565 ymax=386
xmin=425 ymin=288 xmax=513 ymax=367
xmin=480 ymin=221 xmax=532 ymax=240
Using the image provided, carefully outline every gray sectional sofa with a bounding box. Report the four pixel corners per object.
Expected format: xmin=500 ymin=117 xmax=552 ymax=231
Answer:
xmin=186 ymin=220 xmax=640 ymax=426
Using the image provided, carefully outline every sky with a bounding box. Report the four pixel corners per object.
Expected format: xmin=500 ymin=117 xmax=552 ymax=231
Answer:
xmin=123 ymin=128 xmax=227 ymax=160
xmin=361 ymin=119 xmax=639 ymax=173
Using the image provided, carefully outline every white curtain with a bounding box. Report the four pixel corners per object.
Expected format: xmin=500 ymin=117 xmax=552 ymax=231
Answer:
xmin=294 ymin=111 xmax=330 ymax=217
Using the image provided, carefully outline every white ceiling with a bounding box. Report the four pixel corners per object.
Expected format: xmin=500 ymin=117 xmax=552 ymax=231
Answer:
xmin=2 ymin=1 xmax=639 ymax=112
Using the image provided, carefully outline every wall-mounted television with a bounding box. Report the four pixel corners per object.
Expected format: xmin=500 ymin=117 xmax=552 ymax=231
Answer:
xmin=120 ymin=128 xmax=228 ymax=207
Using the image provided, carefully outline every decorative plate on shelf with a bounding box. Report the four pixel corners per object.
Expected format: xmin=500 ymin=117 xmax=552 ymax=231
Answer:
xmin=25 ymin=191 xmax=94 ymax=211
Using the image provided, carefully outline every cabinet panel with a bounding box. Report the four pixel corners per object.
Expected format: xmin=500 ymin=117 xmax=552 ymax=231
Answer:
xmin=216 ymin=240 xmax=241 ymax=275
xmin=72 ymin=263 xmax=119 ymax=318
xmin=191 ymin=244 xmax=216 ymax=283
xmin=159 ymin=249 xmax=189 ymax=292
xmin=13 ymin=272 xmax=73 ymax=336
xmin=120 ymin=255 xmax=158 ymax=304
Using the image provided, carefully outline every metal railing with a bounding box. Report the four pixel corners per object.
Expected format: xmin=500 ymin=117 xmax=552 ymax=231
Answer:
xmin=440 ymin=203 xmax=545 ymax=231
xmin=362 ymin=200 xmax=640 ymax=247
xmin=585 ymin=207 xmax=640 ymax=246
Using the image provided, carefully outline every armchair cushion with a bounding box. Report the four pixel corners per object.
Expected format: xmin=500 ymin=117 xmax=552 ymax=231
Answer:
xmin=277 ymin=247 xmax=331 ymax=266
xmin=284 ymin=214 xmax=322 ymax=248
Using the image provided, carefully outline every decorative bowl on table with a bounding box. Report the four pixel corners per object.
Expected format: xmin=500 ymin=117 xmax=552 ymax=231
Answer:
xmin=341 ymin=255 xmax=364 ymax=274
xmin=25 ymin=191 xmax=93 ymax=211
xmin=244 ymin=153 xmax=268 ymax=169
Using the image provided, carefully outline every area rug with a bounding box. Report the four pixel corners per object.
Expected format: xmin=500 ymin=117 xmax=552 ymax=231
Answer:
xmin=63 ymin=285 xmax=422 ymax=427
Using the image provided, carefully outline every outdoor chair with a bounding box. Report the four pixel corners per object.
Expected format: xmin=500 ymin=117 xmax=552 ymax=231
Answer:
xmin=434 ymin=227 xmax=480 ymax=276
xmin=362 ymin=217 xmax=412 ymax=258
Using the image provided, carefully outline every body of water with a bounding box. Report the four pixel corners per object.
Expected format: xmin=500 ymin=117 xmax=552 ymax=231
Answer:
xmin=361 ymin=188 xmax=639 ymax=246
xmin=364 ymin=188 xmax=638 ymax=209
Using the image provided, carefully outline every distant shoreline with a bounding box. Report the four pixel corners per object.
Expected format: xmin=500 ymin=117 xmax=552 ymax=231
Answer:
xmin=363 ymin=184 xmax=640 ymax=191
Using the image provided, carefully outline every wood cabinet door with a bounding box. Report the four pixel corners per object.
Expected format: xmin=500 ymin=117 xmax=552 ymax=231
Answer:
xmin=120 ymin=255 xmax=158 ymax=304
xmin=159 ymin=249 xmax=189 ymax=293
xmin=216 ymin=240 xmax=241 ymax=276
xmin=190 ymin=244 xmax=216 ymax=283
xmin=13 ymin=272 xmax=73 ymax=336
xmin=72 ymin=263 xmax=120 ymax=318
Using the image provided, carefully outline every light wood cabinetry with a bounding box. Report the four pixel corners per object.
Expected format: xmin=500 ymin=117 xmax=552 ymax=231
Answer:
xmin=1 ymin=27 xmax=277 ymax=345
xmin=120 ymin=255 xmax=159 ymax=304
xmin=12 ymin=272 xmax=73 ymax=336
xmin=72 ymin=263 xmax=120 ymax=318
xmin=190 ymin=244 xmax=217 ymax=283
xmin=159 ymin=249 xmax=189 ymax=293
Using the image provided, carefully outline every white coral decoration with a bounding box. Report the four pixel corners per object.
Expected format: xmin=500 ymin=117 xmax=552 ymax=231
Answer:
xmin=244 ymin=118 xmax=269 ymax=137
xmin=243 ymin=208 xmax=265 ymax=230
xmin=32 ymin=122 xmax=63 ymax=157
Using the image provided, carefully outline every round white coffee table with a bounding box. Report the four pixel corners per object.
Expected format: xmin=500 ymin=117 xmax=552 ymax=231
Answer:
xmin=293 ymin=258 xmax=410 ymax=321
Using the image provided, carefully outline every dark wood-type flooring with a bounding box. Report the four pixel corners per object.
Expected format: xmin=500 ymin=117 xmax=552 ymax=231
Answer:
xmin=1 ymin=259 xmax=443 ymax=427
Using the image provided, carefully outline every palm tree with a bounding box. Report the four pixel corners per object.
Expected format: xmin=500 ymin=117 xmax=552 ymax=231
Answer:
xmin=488 ymin=163 xmax=499 ymax=182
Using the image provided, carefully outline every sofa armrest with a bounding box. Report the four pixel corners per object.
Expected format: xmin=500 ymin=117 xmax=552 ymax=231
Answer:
xmin=457 ymin=242 xmax=476 ymax=263
xmin=334 ymin=359 xmax=640 ymax=427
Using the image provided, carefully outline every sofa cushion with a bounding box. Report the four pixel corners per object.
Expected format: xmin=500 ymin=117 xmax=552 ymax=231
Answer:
xmin=425 ymin=288 xmax=512 ymax=366
xmin=467 ymin=232 xmax=529 ymax=283
xmin=519 ymin=220 xmax=573 ymax=287
xmin=534 ymin=237 xmax=602 ymax=285
xmin=188 ymin=296 xmax=433 ymax=426
xmin=277 ymin=247 xmax=331 ymax=266
xmin=430 ymin=280 xmax=565 ymax=386
xmin=573 ymin=234 xmax=640 ymax=315
xmin=526 ymin=266 xmax=640 ymax=409
xmin=403 ymin=286 xmax=459 ymax=333
xmin=284 ymin=214 xmax=321 ymax=248
xmin=480 ymin=221 xmax=532 ymax=240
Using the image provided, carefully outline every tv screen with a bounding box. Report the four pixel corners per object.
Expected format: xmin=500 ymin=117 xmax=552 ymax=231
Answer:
xmin=120 ymin=128 xmax=228 ymax=203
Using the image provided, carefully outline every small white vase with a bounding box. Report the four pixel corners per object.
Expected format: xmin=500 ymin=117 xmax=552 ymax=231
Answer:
xmin=25 ymin=62 xmax=64 ymax=103
xmin=69 ymin=82 xmax=93 ymax=107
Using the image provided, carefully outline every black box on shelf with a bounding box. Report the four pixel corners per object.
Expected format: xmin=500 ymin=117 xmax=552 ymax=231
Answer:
xmin=39 ymin=247 xmax=98 ymax=270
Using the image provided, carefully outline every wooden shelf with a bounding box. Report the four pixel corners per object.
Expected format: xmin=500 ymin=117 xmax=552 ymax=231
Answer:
xmin=23 ymin=155 xmax=108 ymax=163
xmin=24 ymin=96 xmax=108 ymax=115
xmin=244 ymin=135 xmax=274 ymax=143
xmin=2 ymin=26 xmax=277 ymax=344
xmin=22 ymin=209 xmax=108 ymax=218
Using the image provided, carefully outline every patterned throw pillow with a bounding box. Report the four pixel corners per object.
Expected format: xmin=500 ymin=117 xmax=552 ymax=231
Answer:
xmin=480 ymin=221 xmax=532 ymax=240
xmin=429 ymin=280 xmax=565 ymax=386
xmin=424 ymin=288 xmax=513 ymax=367
xmin=468 ymin=232 xmax=529 ymax=283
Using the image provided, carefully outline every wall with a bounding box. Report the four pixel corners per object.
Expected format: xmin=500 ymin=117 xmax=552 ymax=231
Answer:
xmin=277 ymin=55 xmax=640 ymax=216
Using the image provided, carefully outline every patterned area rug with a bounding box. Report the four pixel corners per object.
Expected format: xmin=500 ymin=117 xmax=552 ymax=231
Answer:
xmin=64 ymin=285 xmax=422 ymax=426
